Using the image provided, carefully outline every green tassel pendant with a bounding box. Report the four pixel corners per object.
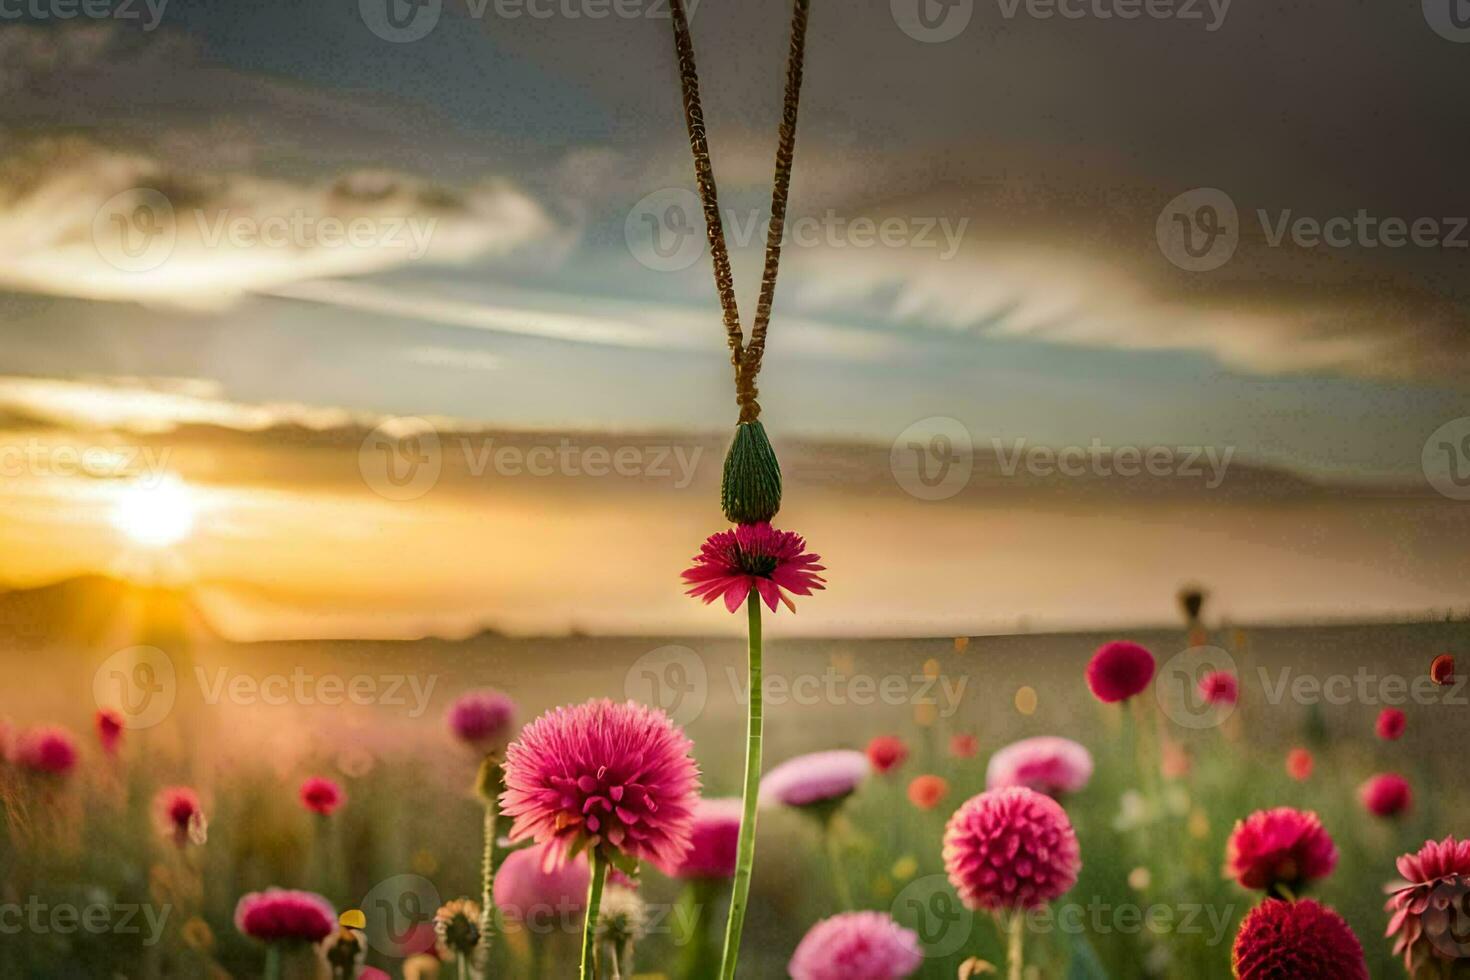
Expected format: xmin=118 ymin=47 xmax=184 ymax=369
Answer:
xmin=721 ymin=420 xmax=782 ymax=525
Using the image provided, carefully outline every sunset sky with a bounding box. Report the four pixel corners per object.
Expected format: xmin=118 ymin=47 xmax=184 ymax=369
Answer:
xmin=2 ymin=4 xmax=1469 ymax=638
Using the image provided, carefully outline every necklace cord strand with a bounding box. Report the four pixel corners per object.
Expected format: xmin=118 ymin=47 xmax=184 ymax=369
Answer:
xmin=667 ymin=0 xmax=811 ymax=424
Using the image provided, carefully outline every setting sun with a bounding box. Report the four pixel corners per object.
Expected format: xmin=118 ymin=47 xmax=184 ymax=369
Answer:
xmin=109 ymin=474 xmax=198 ymax=548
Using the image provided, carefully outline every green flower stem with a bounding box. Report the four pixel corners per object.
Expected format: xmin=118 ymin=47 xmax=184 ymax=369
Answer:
xmin=479 ymin=773 xmax=500 ymax=961
xmin=264 ymin=945 xmax=283 ymax=980
xmin=1006 ymin=912 xmax=1025 ymax=980
xmin=718 ymin=595 xmax=764 ymax=980
xmin=675 ymin=880 xmax=718 ymax=979
xmin=457 ymin=952 xmax=470 ymax=980
xmin=580 ymin=849 xmax=608 ymax=980
xmin=824 ymin=820 xmax=852 ymax=910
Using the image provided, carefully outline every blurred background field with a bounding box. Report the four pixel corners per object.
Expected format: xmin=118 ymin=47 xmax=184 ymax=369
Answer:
xmin=3 ymin=595 xmax=1465 ymax=978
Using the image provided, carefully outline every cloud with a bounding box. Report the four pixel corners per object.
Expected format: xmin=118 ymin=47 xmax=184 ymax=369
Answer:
xmin=0 ymin=137 xmax=555 ymax=309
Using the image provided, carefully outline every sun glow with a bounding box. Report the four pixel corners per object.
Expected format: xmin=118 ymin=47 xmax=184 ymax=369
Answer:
xmin=109 ymin=475 xmax=198 ymax=549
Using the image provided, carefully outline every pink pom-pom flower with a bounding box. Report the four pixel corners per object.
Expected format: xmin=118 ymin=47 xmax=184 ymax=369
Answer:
xmin=13 ymin=726 xmax=78 ymax=776
xmin=985 ymin=736 xmax=1093 ymax=797
xmin=153 ymin=786 xmax=207 ymax=846
xmin=788 ymin=911 xmax=923 ymax=980
xmin=446 ymin=689 xmax=517 ymax=753
xmin=943 ymin=786 xmax=1081 ymax=911
xmin=655 ymin=797 xmax=742 ymax=880
xmin=1085 ymin=641 xmax=1156 ymax=703
xmin=494 ymin=842 xmax=591 ymax=929
xmin=95 ymin=709 xmax=125 ymax=754
xmin=1231 ymin=898 xmax=1368 ymax=980
xmin=1225 ymin=807 xmax=1337 ymax=895
xmin=1375 ymin=708 xmax=1406 ymax=741
xmin=760 ymin=750 xmax=869 ymax=811
xmin=682 ymin=522 xmax=826 ymax=613
xmin=865 ymin=735 xmax=908 ymax=775
xmin=500 ymin=699 xmax=700 ymax=871
xmin=1198 ymin=670 xmax=1238 ymax=706
xmin=235 ymin=889 xmax=336 ymax=945
xmin=1359 ymin=773 xmax=1412 ymax=819
xmin=1385 ymin=836 xmax=1470 ymax=970
xmin=299 ymin=776 xmax=346 ymax=816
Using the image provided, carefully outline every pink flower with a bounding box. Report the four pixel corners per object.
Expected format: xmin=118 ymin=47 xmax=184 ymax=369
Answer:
xmin=1225 ymin=807 xmax=1338 ymax=894
xmin=494 ymin=842 xmax=591 ymax=927
xmin=682 ymin=522 xmax=826 ymax=613
xmin=985 ymin=736 xmax=1093 ymax=797
xmin=299 ymin=776 xmax=346 ymax=816
xmin=655 ymin=797 xmax=742 ymax=880
xmin=95 ymin=709 xmax=124 ymax=754
xmin=788 ymin=911 xmax=923 ymax=980
xmin=907 ymin=775 xmax=948 ymax=811
xmin=1359 ymin=773 xmax=1411 ymax=818
xmin=446 ymin=689 xmax=517 ymax=753
xmin=865 ymin=735 xmax=908 ymax=775
xmin=949 ymin=733 xmax=978 ymax=759
xmin=13 ymin=726 xmax=78 ymax=776
xmin=1385 ymin=836 xmax=1470 ymax=971
xmin=234 ymin=889 xmax=336 ymax=945
xmin=1286 ymin=747 xmax=1314 ymax=781
xmin=500 ymin=699 xmax=700 ymax=871
xmin=1085 ymin=641 xmax=1155 ymax=703
xmin=1198 ymin=671 xmax=1238 ymax=706
xmin=1430 ymin=653 xmax=1457 ymax=686
xmin=943 ymin=787 xmax=1081 ymax=911
xmin=760 ymin=750 xmax=869 ymax=809
xmin=1231 ymin=898 xmax=1367 ymax=980
xmin=1375 ymin=708 xmax=1406 ymax=741
xmin=153 ymin=786 xmax=206 ymax=846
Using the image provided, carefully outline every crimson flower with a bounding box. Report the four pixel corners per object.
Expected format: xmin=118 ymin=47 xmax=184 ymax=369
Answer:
xmin=1231 ymin=898 xmax=1367 ymax=980
xmin=1386 ymin=837 xmax=1470 ymax=971
xmin=682 ymin=522 xmax=825 ymax=613
xmin=1376 ymin=708 xmax=1406 ymax=741
xmin=1085 ymin=641 xmax=1155 ymax=703
xmin=154 ymin=787 xmax=207 ymax=847
xmin=95 ymin=709 xmax=125 ymax=754
xmin=1225 ymin=807 xmax=1337 ymax=895
xmin=943 ymin=787 xmax=1081 ymax=911
xmin=1198 ymin=671 xmax=1238 ymax=706
xmin=235 ymin=889 xmax=336 ymax=945
xmin=1359 ymin=773 xmax=1411 ymax=818
xmin=1431 ymin=654 xmax=1457 ymax=686
xmin=299 ymin=776 xmax=346 ymax=816
xmin=865 ymin=735 xmax=908 ymax=775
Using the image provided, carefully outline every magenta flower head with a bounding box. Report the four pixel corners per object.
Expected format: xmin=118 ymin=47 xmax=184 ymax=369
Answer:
xmin=95 ymin=709 xmax=125 ymax=754
xmin=655 ymin=797 xmax=742 ymax=880
xmin=943 ymin=786 xmax=1081 ymax=911
xmin=1359 ymin=773 xmax=1412 ymax=819
xmin=1231 ymin=898 xmax=1368 ymax=980
xmin=299 ymin=776 xmax=346 ymax=816
xmin=494 ymin=842 xmax=591 ymax=928
xmin=788 ymin=911 xmax=923 ymax=980
xmin=154 ymin=786 xmax=207 ymax=846
xmin=446 ymin=689 xmax=517 ymax=754
xmin=1385 ymin=836 xmax=1470 ymax=970
xmin=985 ymin=736 xmax=1093 ymax=797
xmin=1199 ymin=671 xmax=1238 ymax=706
xmin=14 ymin=726 xmax=78 ymax=776
xmin=682 ymin=522 xmax=825 ymax=613
xmin=760 ymin=750 xmax=869 ymax=812
xmin=1376 ymin=708 xmax=1406 ymax=741
xmin=500 ymin=699 xmax=700 ymax=871
xmin=235 ymin=888 xmax=336 ymax=945
xmin=1085 ymin=641 xmax=1156 ymax=703
xmin=1225 ymin=807 xmax=1338 ymax=895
